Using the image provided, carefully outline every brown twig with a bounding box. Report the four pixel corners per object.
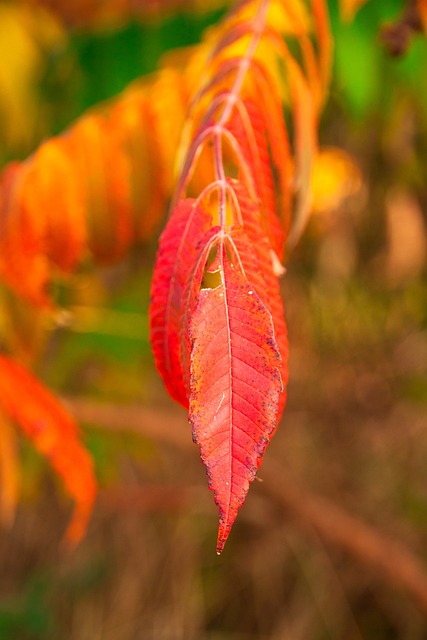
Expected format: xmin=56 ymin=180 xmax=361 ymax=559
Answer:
xmin=380 ymin=0 xmax=424 ymax=57
xmin=261 ymin=461 xmax=427 ymax=615
xmin=65 ymin=396 xmax=427 ymax=615
xmin=63 ymin=396 xmax=192 ymax=450
xmin=98 ymin=484 xmax=199 ymax=512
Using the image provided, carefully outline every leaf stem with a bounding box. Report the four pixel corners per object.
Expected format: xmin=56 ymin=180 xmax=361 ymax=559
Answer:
xmin=217 ymin=0 xmax=270 ymax=126
xmin=213 ymin=133 xmax=227 ymax=227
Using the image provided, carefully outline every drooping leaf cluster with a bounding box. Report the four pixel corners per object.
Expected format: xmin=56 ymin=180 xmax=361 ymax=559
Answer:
xmin=0 ymin=0 xmax=330 ymax=550
xmin=151 ymin=0 xmax=330 ymax=551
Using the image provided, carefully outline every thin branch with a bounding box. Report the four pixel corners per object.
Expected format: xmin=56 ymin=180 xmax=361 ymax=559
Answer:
xmin=261 ymin=461 xmax=427 ymax=616
xmin=63 ymin=397 xmax=192 ymax=450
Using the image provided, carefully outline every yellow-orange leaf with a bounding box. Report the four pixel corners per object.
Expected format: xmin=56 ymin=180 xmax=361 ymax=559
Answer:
xmin=311 ymin=147 xmax=362 ymax=215
xmin=340 ymin=0 xmax=368 ymax=22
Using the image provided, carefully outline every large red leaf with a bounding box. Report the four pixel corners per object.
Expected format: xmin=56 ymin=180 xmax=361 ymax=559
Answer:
xmin=189 ymin=237 xmax=283 ymax=553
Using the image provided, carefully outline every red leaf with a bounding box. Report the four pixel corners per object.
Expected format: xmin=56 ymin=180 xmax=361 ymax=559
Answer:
xmin=227 ymin=181 xmax=289 ymax=415
xmin=189 ymin=237 xmax=283 ymax=553
xmin=149 ymin=199 xmax=215 ymax=405
xmin=0 ymin=355 xmax=96 ymax=542
xmin=227 ymin=98 xmax=286 ymax=259
xmin=228 ymin=228 xmax=288 ymax=418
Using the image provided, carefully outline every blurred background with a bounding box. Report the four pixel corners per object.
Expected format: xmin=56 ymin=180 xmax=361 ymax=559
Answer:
xmin=1 ymin=0 xmax=427 ymax=638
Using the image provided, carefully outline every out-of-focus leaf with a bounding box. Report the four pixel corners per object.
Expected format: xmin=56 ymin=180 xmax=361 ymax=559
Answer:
xmin=0 ymin=67 xmax=187 ymax=306
xmin=0 ymin=4 xmax=66 ymax=153
xmin=419 ymin=0 xmax=427 ymax=31
xmin=0 ymin=412 xmax=19 ymax=527
xmin=334 ymin=15 xmax=381 ymax=118
xmin=0 ymin=355 xmax=96 ymax=542
xmin=386 ymin=189 xmax=426 ymax=284
xmin=311 ymin=147 xmax=363 ymax=215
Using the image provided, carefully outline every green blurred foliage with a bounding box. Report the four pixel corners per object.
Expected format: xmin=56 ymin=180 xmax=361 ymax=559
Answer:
xmin=69 ymin=9 xmax=225 ymax=118
xmin=330 ymin=0 xmax=427 ymax=120
xmin=0 ymin=576 xmax=53 ymax=640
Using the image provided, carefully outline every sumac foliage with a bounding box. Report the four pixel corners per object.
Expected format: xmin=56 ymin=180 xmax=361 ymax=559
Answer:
xmin=150 ymin=0 xmax=330 ymax=551
xmin=0 ymin=69 xmax=188 ymax=307
xmin=0 ymin=66 xmax=188 ymax=537
xmin=0 ymin=0 xmax=330 ymax=550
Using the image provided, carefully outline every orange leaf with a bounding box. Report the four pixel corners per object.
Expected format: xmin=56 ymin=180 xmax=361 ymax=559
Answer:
xmin=0 ymin=162 xmax=50 ymax=306
xmin=65 ymin=115 xmax=133 ymax=263
xmin=0 ymin=411 xmax=19 ymax=527
xmin=31 ymin=139 xmax=86 ymax=272
xmin=310 ymin=0 xmax=333 ymax=100
xmin=0 ymin=67 xmax=188 ymax=306
xmin=0 ymin=355 xmax=96 ymax=543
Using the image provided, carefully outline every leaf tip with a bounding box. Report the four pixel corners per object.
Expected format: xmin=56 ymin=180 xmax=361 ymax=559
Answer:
xmin=63 ymin=490 xmax=96 ymax=547
xmin=216 ymin=518 xmax=232 ymax=555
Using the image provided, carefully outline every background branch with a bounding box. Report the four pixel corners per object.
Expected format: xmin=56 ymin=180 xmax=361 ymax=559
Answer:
xmin=66 ymin=396 xmax=427 ymax=616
